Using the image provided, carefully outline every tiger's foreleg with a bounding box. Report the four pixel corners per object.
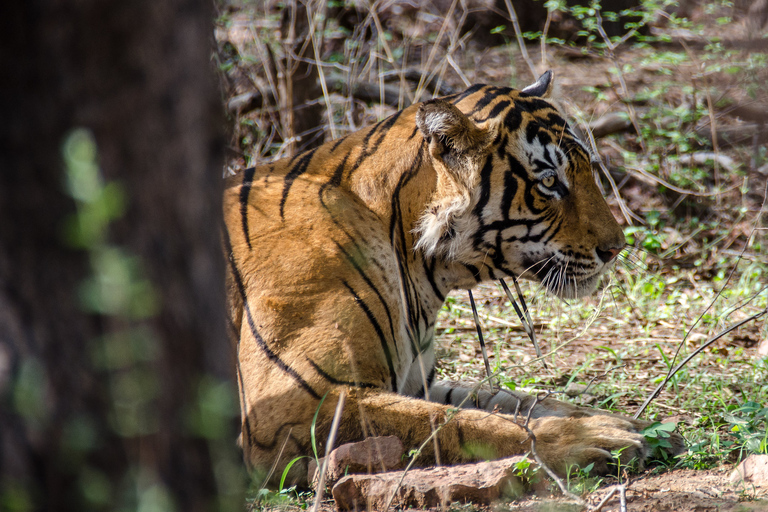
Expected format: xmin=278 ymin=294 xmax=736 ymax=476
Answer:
xmin=427 ymin=381 xmax=685 ymax=469
xmin=310 ymin=386 xmax=660 ymax=479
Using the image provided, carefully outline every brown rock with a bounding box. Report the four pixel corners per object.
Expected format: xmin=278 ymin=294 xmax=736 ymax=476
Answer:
xmin=309 ymin=436 xmax=404 ymax=488
xmin=730 ymin=454 xmax=768 ymax=485
xmin=758 ymin=337 xmax=768 ymax=357
xmin=332 ymin=456 xmax=542 ymax=510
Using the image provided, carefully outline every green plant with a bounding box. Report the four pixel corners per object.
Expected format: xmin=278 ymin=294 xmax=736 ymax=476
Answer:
xmin=564 ymin=462 xmax=603 ymax=495
xmin=310 ymin=391 xmax=329 ymax=463
xmin=724 ymin=402 xmax=768 ymax=456
xmin=642 ymin=422 xmax=679 ymax=461
xmin=610 ymin=446 xmax=635 ymax=483
xmin=513 ymin=456 xmax=539 ymax=480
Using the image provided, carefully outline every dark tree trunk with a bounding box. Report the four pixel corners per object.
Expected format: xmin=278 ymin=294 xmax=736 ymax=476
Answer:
xmin=0 ymin=1 xmax=241 ymax=510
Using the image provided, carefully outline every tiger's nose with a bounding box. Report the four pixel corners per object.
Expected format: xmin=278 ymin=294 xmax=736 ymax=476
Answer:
xmin=596 ymin=246 xmax=623 ymax=263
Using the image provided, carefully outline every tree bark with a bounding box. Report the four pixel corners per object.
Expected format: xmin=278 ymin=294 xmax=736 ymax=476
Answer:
xmin=0 ymin=1 xmax=241 ymax=510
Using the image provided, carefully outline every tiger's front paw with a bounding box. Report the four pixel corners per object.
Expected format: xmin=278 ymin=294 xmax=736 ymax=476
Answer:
xmin=529 ymin=414 xmax=682 ymax=476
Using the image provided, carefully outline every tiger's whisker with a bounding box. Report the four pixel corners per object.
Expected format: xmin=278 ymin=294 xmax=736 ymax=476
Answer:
xmin=468 ymin=289 xmax=495 ymax=392
xmin=499 ymin=277 xmax=546 ymax=368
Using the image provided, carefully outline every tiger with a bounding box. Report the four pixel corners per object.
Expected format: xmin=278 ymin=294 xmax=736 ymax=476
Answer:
xmin=223 ymin=71 xmax=684 ymax=487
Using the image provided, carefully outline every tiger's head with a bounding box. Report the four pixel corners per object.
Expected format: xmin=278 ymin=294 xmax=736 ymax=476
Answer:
xmin=414 ymin=72 xmax=625 ymax=299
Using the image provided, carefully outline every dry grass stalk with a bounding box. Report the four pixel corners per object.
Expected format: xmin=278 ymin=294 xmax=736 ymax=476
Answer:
xmin=634 ymin=306 xmax=768 ymax=419
xmin=311 ymin=390 xmax=347 ymax=512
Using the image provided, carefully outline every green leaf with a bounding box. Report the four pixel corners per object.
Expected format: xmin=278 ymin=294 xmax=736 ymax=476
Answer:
xmin=279 ymin=456 xmax=309 ymax=493
xmin=311 ymin=391 xmax=330 ymax=462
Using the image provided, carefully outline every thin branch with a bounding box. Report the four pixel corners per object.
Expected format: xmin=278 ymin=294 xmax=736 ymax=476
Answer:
xmin=582 ymin=125 xmax=641 ymax=226
xmin=254 ymin=427 xmax=293 ymax=506
xmin=619 ymin=483 xmax=627 ymax=512
xmin=644 ymin=181 xmax=768 ymax=416
xmin=450 ymin=303 xmax=529 ymax=330
xmin=445 ymin=54 xmax=471 ymax=88
xmin=365 ymin=0 xmax=413 ymax=106
xmin=624 ymin=164 xmax=738 ymax=198
xmin=678 ymin=38 xmax=735 ymax=203
xmin=603 ymin=137 xmax=743 ymax=199
xmin=311 ymin=390 xmax=346 ymax=512
xmin=634 ymin=307 xmax=768 ymax=419
xmin=502 ymin=0 xmax=538 ymax=80
xmin=583 ymin=365 xmax=625 ymax=395
xmin=305 ymin=0 xmax=336 ymax=140
xmin=590 ymin=486 xmax=619 ymax=512
xmin=412 ymin=0 xmax=460 ymax=102
xmin=593 ymin=6 xmax=646 ymax=154
xmin=496 ymin=391 xmax=585 ymax=505
xmin=540 ymin=7 xmax=552 ymax=68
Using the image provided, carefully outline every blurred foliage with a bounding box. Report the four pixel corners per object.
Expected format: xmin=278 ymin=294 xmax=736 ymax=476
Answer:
xmin=1 ymin=129 xmax=243 ymax=511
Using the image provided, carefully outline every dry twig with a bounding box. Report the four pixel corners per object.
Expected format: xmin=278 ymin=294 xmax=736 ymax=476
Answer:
xmin=497 ymin=391 xmax=586 ymax=506
xmin=590 ymin=486 xmax=619 ymax=512
xmin=502 ymin=0 xmax=538 ymax=80
xmin=311 ymin=390 xmax=347 ymax=512
xmin=634 ymin=306 xmax=768 ymax=419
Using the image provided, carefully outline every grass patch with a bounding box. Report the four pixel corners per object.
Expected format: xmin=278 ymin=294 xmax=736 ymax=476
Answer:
xmin=435 ymin=252 xmax=768 ymax=473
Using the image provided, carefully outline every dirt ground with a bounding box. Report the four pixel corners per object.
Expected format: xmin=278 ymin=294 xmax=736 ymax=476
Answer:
xmin=500 ymin=468 xmax=767 ymax=511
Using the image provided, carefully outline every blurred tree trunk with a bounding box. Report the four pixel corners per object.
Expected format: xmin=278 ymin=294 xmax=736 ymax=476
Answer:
xmin=0 ymin=1 xmax=241 ymax=511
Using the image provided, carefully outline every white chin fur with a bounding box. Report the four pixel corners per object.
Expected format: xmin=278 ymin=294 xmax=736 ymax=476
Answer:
xmin=540 ymin=257 xmax=615 ymax=300
xmin=545 ymin=266 xmax=609 ymax=299
xmin=544 ymin=273 xmax=602 ymax=299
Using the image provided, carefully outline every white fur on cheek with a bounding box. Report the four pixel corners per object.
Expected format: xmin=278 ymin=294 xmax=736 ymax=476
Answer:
xmin=413 ymin=190 xmax=480 ymax=261
xmin=413 ymin=197 xmax=467 ymax=257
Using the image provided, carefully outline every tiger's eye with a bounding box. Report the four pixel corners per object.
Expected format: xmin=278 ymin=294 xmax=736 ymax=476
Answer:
xmin=542 ymin=175 xmax=556 ymax=188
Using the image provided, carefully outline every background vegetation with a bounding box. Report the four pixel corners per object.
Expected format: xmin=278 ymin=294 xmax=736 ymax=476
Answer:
xmin=214 ymin=0 xmax=768 ymax=508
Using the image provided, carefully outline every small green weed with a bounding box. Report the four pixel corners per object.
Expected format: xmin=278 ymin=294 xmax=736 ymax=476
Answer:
xmin=724 ymin=402 xmax=768 ymax=456
xmin=513 ymin=456 xmax=540 ymax=481
xmin=248 ymin=485 xmax=312 ymax=511
xmin=642 ymin=422 xmax=679 ymax=462
xmin=565 ymin=462 xmax=603 ymax=496
xmin=311 ymin=391 xmax=329 ymax=463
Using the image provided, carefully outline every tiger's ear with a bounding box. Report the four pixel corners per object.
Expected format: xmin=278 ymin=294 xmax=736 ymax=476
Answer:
xmin=416 ymin=99 xmax=491 ymax=155
xmin=521 ymin=70 xmax=554 ymax=98
xmin=416 ymin=99 xmax=496 ymax=182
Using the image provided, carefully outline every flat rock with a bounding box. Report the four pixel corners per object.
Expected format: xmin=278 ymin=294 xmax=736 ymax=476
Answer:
xmin=730 ymin=455 xmax=768 ymax=485
xmin=309 ymin=436 xmax=404 ymax=488
xmin=758 ymin=336 xmax=768 ymax=357
xmin=332 ymin=456 xmax=543 ymax=510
